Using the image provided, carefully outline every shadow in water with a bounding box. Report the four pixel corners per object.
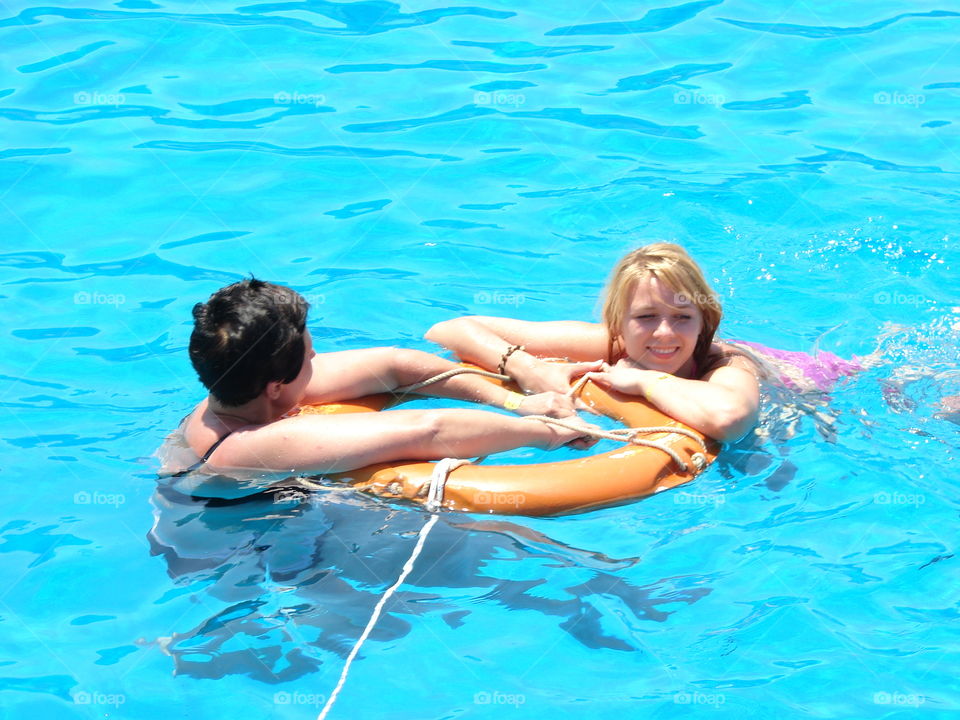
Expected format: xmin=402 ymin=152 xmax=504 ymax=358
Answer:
xmin=147 ymin=483 xmax=712 ymax=681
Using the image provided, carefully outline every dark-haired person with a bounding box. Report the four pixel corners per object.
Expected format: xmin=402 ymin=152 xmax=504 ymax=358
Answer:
xmin=159 ymin=279 xmax=598 ymax=498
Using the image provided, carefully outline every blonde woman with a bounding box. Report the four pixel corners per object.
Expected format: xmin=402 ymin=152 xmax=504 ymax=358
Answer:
xmin=427 ymin=243 xmax=766 ymax=442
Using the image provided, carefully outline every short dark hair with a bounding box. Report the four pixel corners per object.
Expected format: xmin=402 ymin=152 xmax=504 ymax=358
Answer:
xmin=189 ymin=278 xmax=309 ymax=406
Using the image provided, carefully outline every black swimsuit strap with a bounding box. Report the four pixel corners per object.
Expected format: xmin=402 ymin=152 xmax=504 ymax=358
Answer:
xmin=163 ymin=431 xmax=234 ymax=479
xmin=200 ymin=431 xmax=233 ymax=462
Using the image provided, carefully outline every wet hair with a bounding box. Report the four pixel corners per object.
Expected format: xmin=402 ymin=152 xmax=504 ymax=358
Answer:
xmin=601 ymin=243 xmax=723 ymax=374
xmin=189 ymin=278 xmax=308 ymax=406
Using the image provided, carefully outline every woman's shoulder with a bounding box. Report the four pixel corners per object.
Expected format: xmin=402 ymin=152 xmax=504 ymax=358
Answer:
xmin=702 ymin=341 xmax=764 ymax=377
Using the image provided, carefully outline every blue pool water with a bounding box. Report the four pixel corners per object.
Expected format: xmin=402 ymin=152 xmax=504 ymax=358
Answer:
xmin=2 ymin=0 xmax=959 ymax=717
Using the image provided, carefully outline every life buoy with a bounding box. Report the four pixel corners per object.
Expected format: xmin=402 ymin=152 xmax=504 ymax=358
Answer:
xmin=299 ymin=373 xmax=718 ymax=516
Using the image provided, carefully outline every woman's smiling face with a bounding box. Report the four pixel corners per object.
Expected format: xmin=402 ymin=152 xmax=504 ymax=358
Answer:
xmin=619 ymin=275 xmax=703 ymax=376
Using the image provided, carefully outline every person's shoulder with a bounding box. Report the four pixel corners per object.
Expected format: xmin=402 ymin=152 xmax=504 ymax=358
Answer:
xmin=703 ymin=342 xmax=762 ymax=376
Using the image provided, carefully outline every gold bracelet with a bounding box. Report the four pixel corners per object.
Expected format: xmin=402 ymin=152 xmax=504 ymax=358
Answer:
xmin=503 ymin=391 xmax=524 ymax=411
xmin=643 ymin=373 xmax=671 ymax=401
xmin=498 ymin=344 xmax=525 ymax=376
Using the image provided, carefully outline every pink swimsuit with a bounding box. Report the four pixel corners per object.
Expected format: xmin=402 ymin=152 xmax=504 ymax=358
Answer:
xmin=734 ymin=340 xmax=862 ymax=392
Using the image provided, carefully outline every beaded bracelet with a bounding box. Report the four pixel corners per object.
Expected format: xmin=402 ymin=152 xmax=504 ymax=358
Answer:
xmin=498 ymin=344 xmax=525 ymax=376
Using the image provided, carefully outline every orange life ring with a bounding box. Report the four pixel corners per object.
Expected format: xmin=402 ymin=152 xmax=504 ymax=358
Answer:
xmin=299 ymin=372 xmax=718 ymax=516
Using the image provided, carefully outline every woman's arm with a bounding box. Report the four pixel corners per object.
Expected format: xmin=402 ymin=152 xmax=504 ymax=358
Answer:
xmin=209 ymin=409 xmax=598 ymax=474
xmin=426 ymin=316 xmax=609 ymax=394
xmin=302 ymin=347 xmax=578 ymax=418
xmin=585 ymin=360 xmax=760 ymax=442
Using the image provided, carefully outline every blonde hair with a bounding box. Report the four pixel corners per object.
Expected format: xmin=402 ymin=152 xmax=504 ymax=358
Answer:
xmin=601 ymin=243 xmax=723 ymax=374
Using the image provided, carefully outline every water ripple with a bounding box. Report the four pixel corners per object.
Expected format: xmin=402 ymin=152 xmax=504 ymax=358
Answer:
xmin=0 ymin=522 xmax=92 ymax=566
xmin=0 ymin=147 xmax=70 ymax=160
xmin=600 ymin=62 xmax=732 ymax=94
xmin=799 ymin=146 xmax=950 ymax=174
xmin=421 ymin=219 xmax=501 ymax=230
xmin=470 ymin=80 xmax=535 ymax=92
xmin=16 ymin=40 xmax=115 ymax=74
xmin=324 ymin=198 xmax=392 ymax=219
xmin=135 ymin=140 xmax=461 ymax=162
xmin=326 ymin=59 xmax=547 ymax=74
xmin=234 ymin=1 xmax=515 ymax=34
xmin=723 ymin=90 xmax=811 ymax=111
xmin=451 ymin=39 xmax=612 ymax=58
xmin=546 ymin=0 xmax=723 ymax=36
xmin=74 ymin=333 xmax=182 ymax=362
xmin=159 ymin=230 xmax=252 ymax=251
xmin=344 ymin=104 xmax=703 ymax=138
xmin=0 ymin=104 xmax=167 ymax=125
xmin=1 ymin=3 xmax=514 ymax=35
xmin=718 ymin=10 xmax=960 ymax=38
xmin=0 ymin=394 xmax=162 ymax=413
xmin=0 ymin=97 xmax=334 ymax=130
xmin=0 ymin=674 xmax=75 ymax=701
xmin=0 ymin=250 xmax=237 ymax=283
xmin=11 ymin=327 xmax=99 ymax=340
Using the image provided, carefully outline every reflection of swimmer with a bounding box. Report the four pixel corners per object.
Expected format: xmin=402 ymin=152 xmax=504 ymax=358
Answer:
xmin=158 ymin=278 xmax=598 ymax=499
xmin=146 ymin=487 xmax=711 ymax=681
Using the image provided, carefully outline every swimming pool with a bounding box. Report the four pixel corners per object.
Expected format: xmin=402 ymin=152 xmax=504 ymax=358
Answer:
xmin=2 ymin=0 xmax=959 ymax=717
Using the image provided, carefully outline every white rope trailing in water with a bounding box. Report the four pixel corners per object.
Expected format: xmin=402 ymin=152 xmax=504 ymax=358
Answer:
xmin=317 ymin=368 xmax=710 ymax=717
xmin=316 ymin=512 xmax=439 ymax=720
xmin=316 ymin=458 xmax=467 ymax=719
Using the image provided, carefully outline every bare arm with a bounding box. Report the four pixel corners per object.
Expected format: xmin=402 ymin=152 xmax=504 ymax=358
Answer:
xmin=585 ymin=360 xmax=760 ymax=441
xmin=426 ymin=316 xmax=609 ymax=394
xmin=302 ymin=346 xmax=576 ymax=417
xmin=209 ymin=409 xmax=597 ymax=474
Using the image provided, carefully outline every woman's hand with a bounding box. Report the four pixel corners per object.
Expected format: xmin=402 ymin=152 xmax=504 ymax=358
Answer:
xmin=513 ymin=391 xmax=580 ymax=419
xmin=509 ymin=354 xmax=605 ymax=395
xmin=532 ymin=417 xmax=601 ymax=451
xmin=584 ymin=359 xmax=656 ymax=397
